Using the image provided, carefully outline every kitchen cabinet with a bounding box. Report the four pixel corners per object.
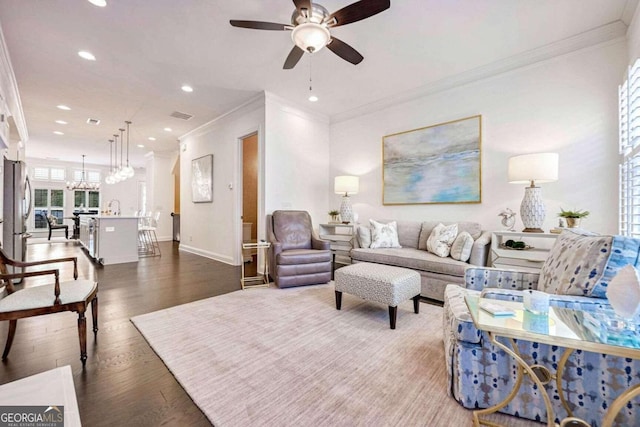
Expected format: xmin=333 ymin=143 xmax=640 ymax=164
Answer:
xmin=79 ymin=215 xmax=139 ymax=265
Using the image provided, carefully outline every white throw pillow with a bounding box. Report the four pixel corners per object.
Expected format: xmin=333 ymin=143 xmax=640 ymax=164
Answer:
xmin=356 ymin=225 xmax=372 ymax=248
xmin=426 ymin=223 xmax=458 ymax=258
xmin=607 ymin=265 xmax=640 ymax=318
xmin=369 ymin=220 xmax=402 ymax=249
xmin=450 ymin=231 xmax=474 ymax=262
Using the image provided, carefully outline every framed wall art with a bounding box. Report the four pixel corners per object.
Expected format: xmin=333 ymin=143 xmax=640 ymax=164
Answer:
xmin=191 ymin=154 xmax=213 ymax=203
xmin=382 ymin=115 xmax=481 ymax=205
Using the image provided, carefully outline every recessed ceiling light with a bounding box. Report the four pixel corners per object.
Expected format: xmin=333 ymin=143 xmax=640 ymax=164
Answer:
xmin=137 ymin=144 xmax=145 ymax=148
xmin=88 ymin=0 xmax=107 ymax=6
xmin=53 ymin=131 xmax=64 ymax=135
xmin=78 ymin=51 xmax=96 ymax=61
xmin=55 ymin=120 xmax=68 ymax=125
xmin=181 ymin=85 xmax=193 ymax=93
xmin=308 ymin=95 xmax=319 ymax=102
xmin=57 ymin=105 xmax=71 ymax=110
xmin=148 ymin=137 xmax=156 ymax=141
xmin=164 ymin=127 xmax=172 ymax=132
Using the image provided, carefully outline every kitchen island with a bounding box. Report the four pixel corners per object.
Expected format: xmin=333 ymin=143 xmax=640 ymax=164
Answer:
xmin=78 ymin=215 xmax=139 ymax=265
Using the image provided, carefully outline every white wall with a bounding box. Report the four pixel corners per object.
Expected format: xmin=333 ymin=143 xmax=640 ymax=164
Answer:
xmin=144 ymin=151 xmax=175 ymax=241
xmin=264 ymin=93 xmax=331 ymax=225
xmin=628 ymin=5 xmax=640 ymax=64
xmin=179 ymin=95 xmax=265 ymax=265
xmin=329 ymin=40 xmax=627 ymax=234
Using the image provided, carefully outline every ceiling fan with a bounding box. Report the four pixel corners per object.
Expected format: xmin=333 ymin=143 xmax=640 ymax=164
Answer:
xmin=230 ymin=0 xmax=390 ymax=69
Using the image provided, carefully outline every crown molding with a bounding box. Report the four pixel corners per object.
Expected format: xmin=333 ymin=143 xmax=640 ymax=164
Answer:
xmin=0 ymin=21 xmax=28 ymax=143
xmin=331 ymin=20 xmax=628 ymax=124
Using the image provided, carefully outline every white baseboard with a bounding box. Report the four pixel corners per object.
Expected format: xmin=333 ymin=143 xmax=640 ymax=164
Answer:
xmin=178 ymin=244 xmax=235 ymax=265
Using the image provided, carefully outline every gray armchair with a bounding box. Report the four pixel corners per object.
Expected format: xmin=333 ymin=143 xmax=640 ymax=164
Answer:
xmin=267 ymin=210 xmax=332 ymax=288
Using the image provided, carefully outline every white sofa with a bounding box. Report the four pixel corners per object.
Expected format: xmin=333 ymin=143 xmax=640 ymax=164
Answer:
xmin=350 ymin=220 xmax=491 ymax=302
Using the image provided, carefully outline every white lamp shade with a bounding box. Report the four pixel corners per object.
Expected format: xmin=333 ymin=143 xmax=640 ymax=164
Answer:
xmin=291 ymin=23 xmax=330 ymax=53
xmin=334 ymin=176 xmax=359 ymax=195
xmin=508 ymin=153 xmax=559 ymax=184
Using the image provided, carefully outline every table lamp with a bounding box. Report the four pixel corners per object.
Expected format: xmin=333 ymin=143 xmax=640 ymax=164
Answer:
xmin=334 ymin=175 xmax=359 ymax=224
xmin=508 ymin=153 xmax=558 ymax=233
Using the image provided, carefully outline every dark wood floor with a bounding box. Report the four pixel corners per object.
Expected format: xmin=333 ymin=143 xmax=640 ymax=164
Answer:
xmin=0 ymin=240 xmax=244 ymax=426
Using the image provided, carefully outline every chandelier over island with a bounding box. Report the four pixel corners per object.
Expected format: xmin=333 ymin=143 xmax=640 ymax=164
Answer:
xmin=66 ymin=154 xmax=100 ymax=191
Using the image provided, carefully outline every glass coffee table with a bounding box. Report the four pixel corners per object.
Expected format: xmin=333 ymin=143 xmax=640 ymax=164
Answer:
xmin=465 ymin=295 xmax=640 ymax=427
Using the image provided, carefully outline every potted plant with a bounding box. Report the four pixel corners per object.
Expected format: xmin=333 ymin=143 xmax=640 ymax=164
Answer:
xmin=558 ymin=208 xmax=590 ymax=228
xmin=328 ymin=210 xmax=340 ymax=223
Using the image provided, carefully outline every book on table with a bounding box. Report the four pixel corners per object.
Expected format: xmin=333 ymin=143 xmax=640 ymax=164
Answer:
xmin=479 ymin=300 xmax=516 ymax=317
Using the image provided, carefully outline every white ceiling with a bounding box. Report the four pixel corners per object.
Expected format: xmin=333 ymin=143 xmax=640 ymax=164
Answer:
xmin=0 ymin=0 xmax=637 ymax=168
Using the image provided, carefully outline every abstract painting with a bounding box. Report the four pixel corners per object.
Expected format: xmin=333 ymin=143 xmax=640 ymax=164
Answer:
xmin=191 ymin=154 xmax=213 ymax=203
xmin=382 ymin=115 xmax=481 ymax=205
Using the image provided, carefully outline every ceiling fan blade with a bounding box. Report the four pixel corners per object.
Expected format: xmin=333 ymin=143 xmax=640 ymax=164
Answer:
xmin=292 ymin=0 xmax=312 ymax=15
xmin=327 ymin=0 xmax=390 ymax=27
xmin=327 ymin=37 xmax=364 ymax=65
xmin=229 ymin=20 xmax=290 ymax=31
xmin=283 ymin=46 xmax=305 ymax=69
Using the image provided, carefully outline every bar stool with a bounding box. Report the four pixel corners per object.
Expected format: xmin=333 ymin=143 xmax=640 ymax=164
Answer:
xmin=139 ymin=211 xmax=161 ymax=257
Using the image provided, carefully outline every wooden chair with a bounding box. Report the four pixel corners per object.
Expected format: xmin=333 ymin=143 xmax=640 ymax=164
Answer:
xmin=46 ymin=214 xmax=69 ymax=240
xmin=0 ymin=247 xmax=98 ymax=367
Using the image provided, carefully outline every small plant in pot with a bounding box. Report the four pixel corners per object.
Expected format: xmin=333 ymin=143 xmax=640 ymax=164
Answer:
xmin=328 ymin=210 xmax=340 ymax=223
xmin=558 ymin=208 xmax=590 ymax=228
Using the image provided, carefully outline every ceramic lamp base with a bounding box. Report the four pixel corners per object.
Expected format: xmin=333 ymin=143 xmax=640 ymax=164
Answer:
xmin=520 ymin=186 xmax=546 ymax=232
xmin=339 ymin=195 xmax=353 ymax=224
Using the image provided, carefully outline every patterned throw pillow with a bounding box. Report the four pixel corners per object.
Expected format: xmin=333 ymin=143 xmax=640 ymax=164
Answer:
xmin=426 ymin=223 xmax=458 ymax=258
xmin=538 ymin=229 xmax=613 ymax=296
xmin=450 ymin=231 xmax=474 ymax=262
xmin=356 ymin=225 xmax=372 ymax=248
xmin=369 ymin=220 xmax=402 ymax=249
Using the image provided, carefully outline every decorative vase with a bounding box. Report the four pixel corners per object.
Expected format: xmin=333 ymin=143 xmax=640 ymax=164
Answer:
xmin=329 ymin=215 xmax=339 ymax=223
xmin=565 ymin=217 xmax=581 ymax=228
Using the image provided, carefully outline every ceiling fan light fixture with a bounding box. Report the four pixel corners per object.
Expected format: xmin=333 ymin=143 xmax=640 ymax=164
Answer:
xmin=291 ymin=23 xmax=330 ymax=53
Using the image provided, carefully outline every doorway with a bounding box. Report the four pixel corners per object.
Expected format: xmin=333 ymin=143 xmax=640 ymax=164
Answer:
xmin=241 ymin=133 xmax=258 ymax=271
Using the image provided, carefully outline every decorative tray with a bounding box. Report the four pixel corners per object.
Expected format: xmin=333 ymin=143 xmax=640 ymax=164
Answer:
xmin=499 ymin=243 xmax=534 ymax=251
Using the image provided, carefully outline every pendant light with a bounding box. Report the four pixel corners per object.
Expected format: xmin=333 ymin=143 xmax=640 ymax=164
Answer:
xmin=66 ymin=155 xmax=100 ymax=190
xmin=116 ymin=127 xmax=125 ymax=180
xmin=105 ymin=139 xmax=115 ymax=184
xmin=111 ymin=133 xmax=121 ymax=183
xmin=122 ymin=121 xmax=135 ymax=178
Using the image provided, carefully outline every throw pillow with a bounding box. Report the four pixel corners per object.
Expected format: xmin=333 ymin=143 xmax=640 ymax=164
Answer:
xmin=450 ymin=231 xmax=474 ymax=262
xmin=606 ymin=265 xmax=640 ymax=319
xmin=369 ymin=220 xmax=402 ymax=249
xmin=356 ymin=225 xmax=372 ymax=248
xmin=538 ymin=229 xmax=612 ymax=296
xmin=426 ymin=223 xmax=458 ymax=258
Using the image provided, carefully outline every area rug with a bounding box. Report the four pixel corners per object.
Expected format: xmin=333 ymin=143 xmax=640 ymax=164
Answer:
xmin=131 ymin=284 xmax=535 ymax=427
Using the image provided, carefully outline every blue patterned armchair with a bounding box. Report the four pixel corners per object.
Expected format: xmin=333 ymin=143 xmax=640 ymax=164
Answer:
xmin=443 ymin=230 xmax=640 ymax=426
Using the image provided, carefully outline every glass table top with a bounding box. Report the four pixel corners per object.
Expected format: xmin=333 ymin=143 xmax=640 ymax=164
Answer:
xmin=465 ymin=295 xmax=640 ymax=359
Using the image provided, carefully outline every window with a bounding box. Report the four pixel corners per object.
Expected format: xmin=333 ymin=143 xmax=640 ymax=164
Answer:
xmin=33 ymin=188 xmax=64 ymax=229
xmin=32 ymin=166 xmax=65 ymax=181
xmin=74 ymin=190 xmax=100 ymax=210
xmin=620 ymin=58 xmax=640 ymax=236
xmin=73 ymin=170 xmax=100 ymax=183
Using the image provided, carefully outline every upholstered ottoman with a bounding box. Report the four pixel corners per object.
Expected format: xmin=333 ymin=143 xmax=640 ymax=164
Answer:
xmin=334 ymin=262 xmax=421 ymax=329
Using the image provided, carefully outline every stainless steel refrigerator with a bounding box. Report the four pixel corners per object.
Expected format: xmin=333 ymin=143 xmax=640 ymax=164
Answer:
xmin=3 ymin=158 xmax=32 ymax=270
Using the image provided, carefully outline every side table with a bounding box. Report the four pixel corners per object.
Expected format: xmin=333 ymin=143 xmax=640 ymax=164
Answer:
xmin=240 ymin=241 xmax=270 ymax=289
xmin=319 ymin=223 xmax=355 ymax=278
xmin=491 ymin=231 xmax=558 ymax=273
